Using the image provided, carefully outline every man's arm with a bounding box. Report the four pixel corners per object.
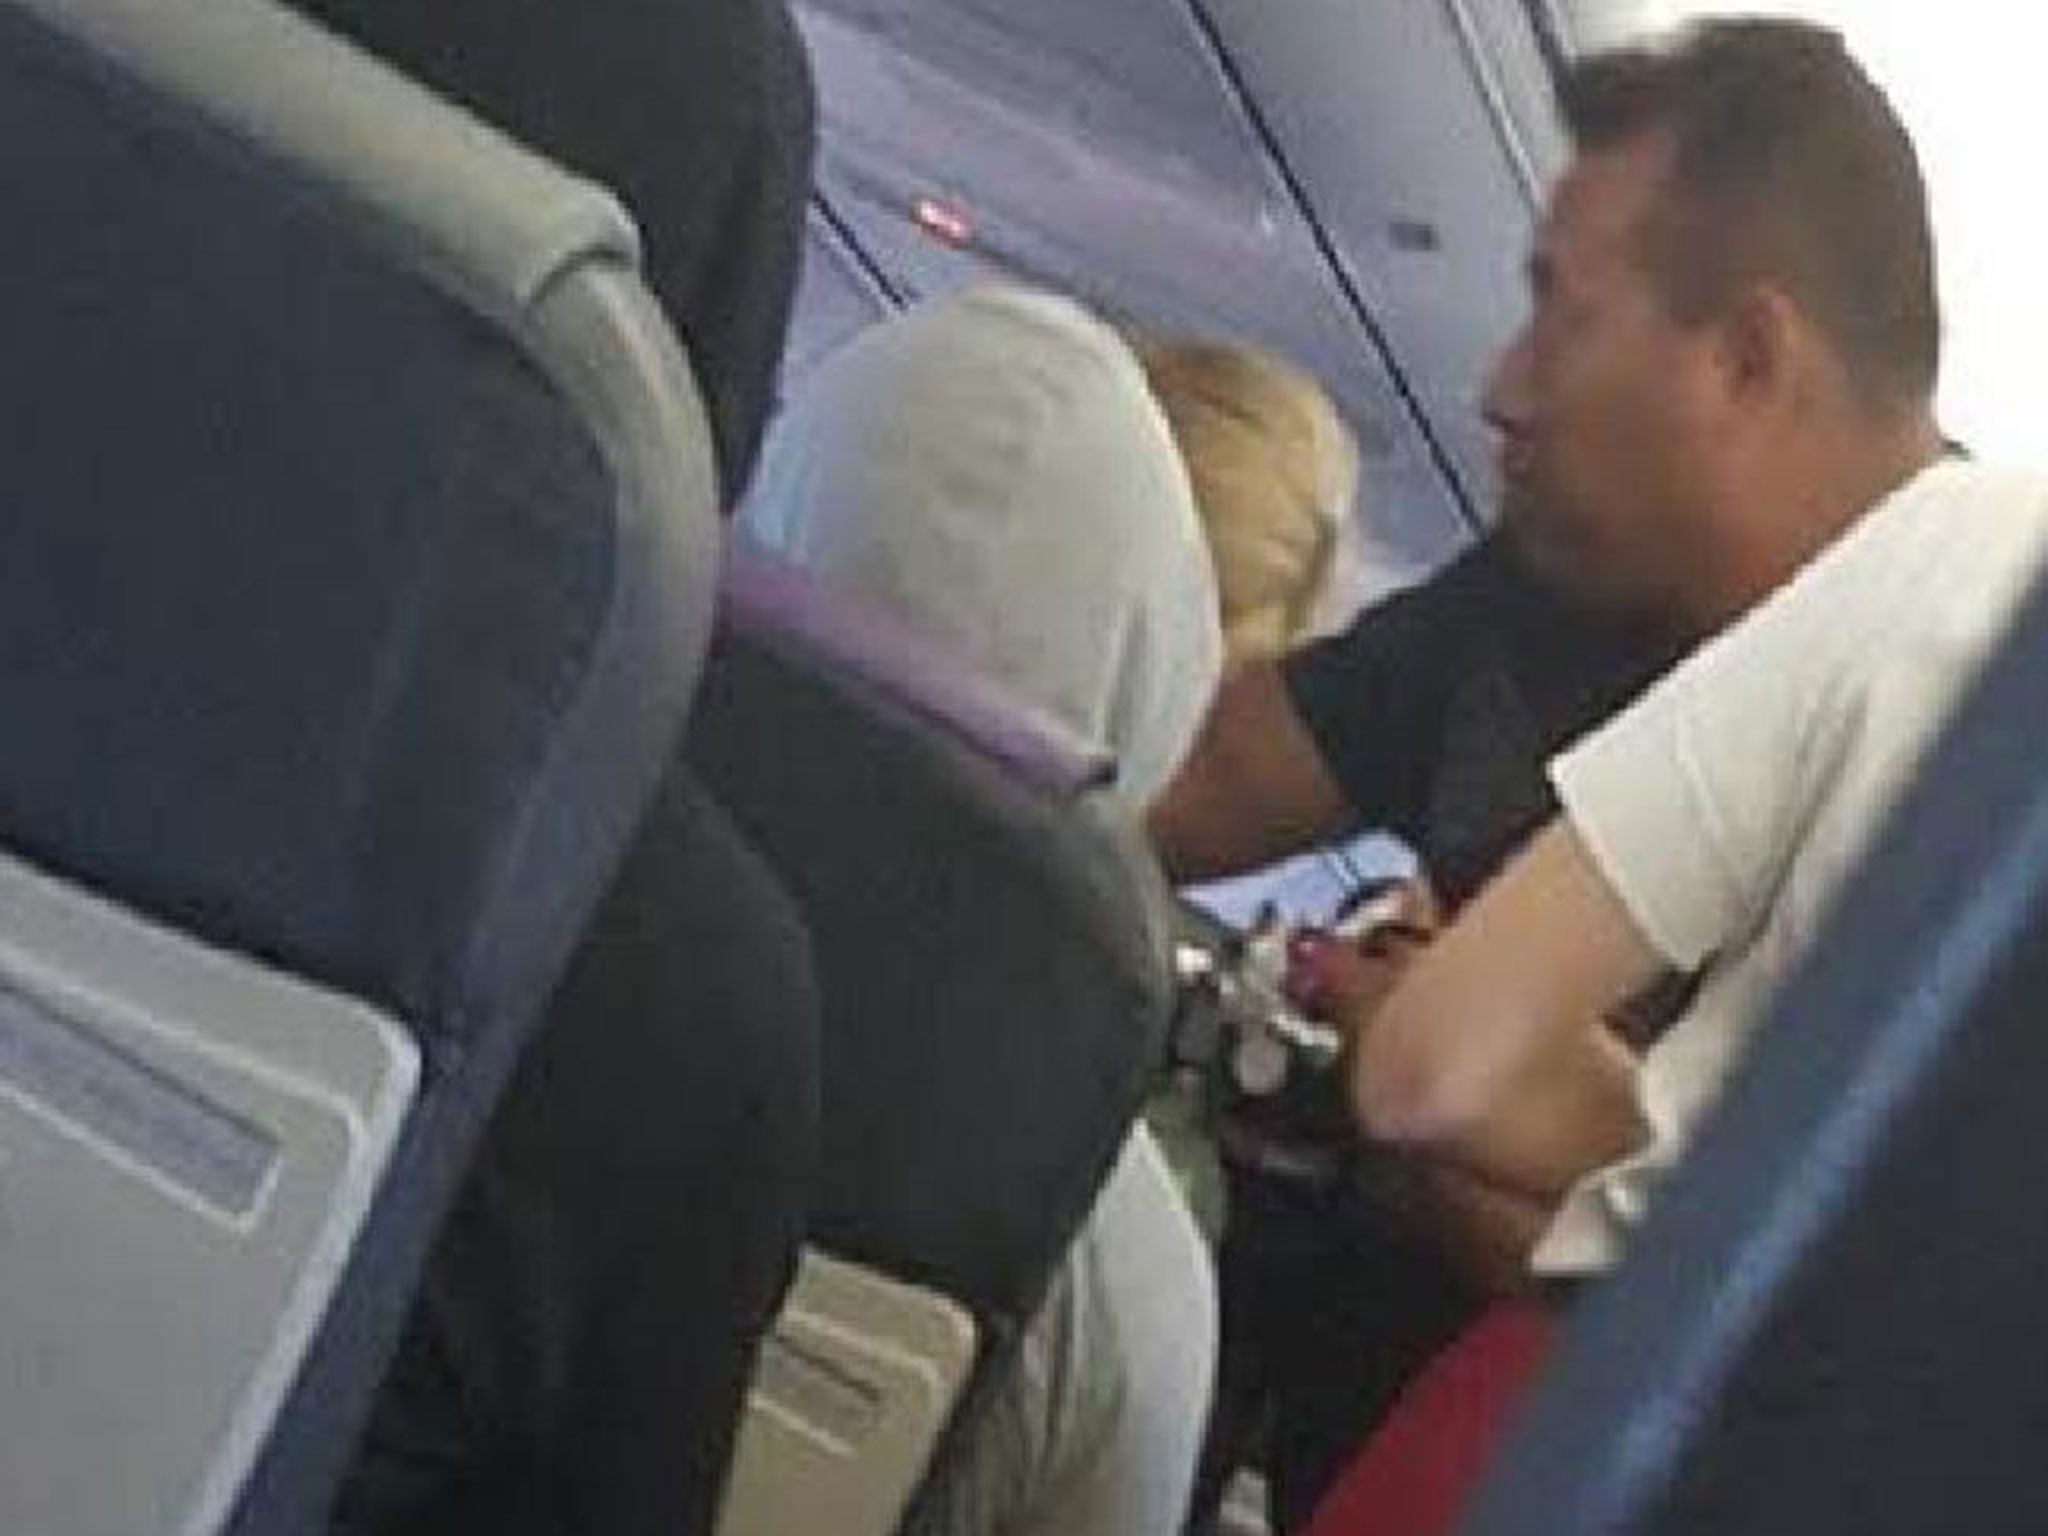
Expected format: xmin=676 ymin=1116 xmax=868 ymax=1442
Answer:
xmin=1146 ymin=661 xmax=1353 ymax=882
xmin=1149 ymin=535 xmax=1564 ymax=886
xmin=1343 ymin=819 xmax=1660 ymax=1202
xmin=1418 ymin=1163 xmax=1555 ymax=1295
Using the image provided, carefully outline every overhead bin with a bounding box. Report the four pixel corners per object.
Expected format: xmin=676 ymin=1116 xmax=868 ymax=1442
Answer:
xmin=1196 ymin=0 xmax=1562 ymax=524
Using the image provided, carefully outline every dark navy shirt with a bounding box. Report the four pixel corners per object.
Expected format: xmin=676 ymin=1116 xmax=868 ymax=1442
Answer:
xmin=1286 ymin=532 xmax=1676 ymax=908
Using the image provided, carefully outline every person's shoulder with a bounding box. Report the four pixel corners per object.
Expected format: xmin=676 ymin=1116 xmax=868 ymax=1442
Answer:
xmin=1865 ymin=454 xmax=2048 ymax=535
xmin=1429 ymin=529 xmax=1538 ymax=601
xmin=1817 ymin=456 xmax=2048 ymax=611
xmin=1695 ymin=457 xmax=2048 ymax=720
xmin=1913 ymin=457 xmax=2048 ymax=635
xmin=1940 ymin=457 xmax=2048 ymax=528
xmin=1360 ymin=531 xmax=1559 ymax=635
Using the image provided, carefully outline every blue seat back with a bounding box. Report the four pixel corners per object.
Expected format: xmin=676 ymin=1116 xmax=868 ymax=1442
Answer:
xmin=0 ymin=1 xmax=719 ymax=1527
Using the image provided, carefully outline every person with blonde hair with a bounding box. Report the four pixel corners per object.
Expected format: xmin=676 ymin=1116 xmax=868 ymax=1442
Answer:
xmin=1139 ymin=339 xmax=1359 ymax=665
xmin=1133 ymin=339 xmax=1363 ymax=1242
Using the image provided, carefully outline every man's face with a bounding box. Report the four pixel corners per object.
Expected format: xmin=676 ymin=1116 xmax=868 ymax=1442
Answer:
xmin=1483 ymin=134 xmax=1726 ymax=622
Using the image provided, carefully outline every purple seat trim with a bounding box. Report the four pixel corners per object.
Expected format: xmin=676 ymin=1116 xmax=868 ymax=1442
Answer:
xmin=718 ymin=541 xmax=1117 ymax=798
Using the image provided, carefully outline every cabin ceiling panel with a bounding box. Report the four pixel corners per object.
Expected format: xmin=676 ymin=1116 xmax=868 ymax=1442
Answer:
xmin=791 ymin=0 xmax=1581 ymax=584
xmin=1196 ymin=0 xmax=1561 ymax=525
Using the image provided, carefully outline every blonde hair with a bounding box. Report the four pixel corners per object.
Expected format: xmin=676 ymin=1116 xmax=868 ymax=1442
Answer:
xmin=1138 ymin=340 xmax=1358 ymax=663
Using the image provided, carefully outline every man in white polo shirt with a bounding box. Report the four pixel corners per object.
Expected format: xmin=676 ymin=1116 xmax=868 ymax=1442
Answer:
xmin=1293 ymin=24 xmax=2048 ymax=1529
xmin=1354 ymin=453 xmax=2048 ymax=1279
xmin=1271 ymin=23 xmax=2048 ymax=1532
xmin=1332 ymin=19 xmax=2048 ymax=1284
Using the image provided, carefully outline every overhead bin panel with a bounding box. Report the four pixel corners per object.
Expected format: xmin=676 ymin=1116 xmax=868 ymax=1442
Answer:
xmin=804 ymin=0 xmax=1284 ymax=205
xmin=791 ymin=0 xmax=1478 ymax=592
xmin=1197 ymin=0 xmax=1566 ymax=524
xmin=784 ymin=210 xmax=896 ymax=388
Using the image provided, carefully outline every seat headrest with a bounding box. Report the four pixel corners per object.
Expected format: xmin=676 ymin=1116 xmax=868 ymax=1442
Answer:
xmin=721 ymin=542 xmax=1117 ymax=797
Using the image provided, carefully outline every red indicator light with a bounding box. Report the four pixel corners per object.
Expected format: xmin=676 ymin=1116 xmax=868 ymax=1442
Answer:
xmin=912 ymin=196 xmax=975 ymax=248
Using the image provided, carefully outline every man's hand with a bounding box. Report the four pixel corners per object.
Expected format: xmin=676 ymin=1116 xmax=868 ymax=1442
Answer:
xmin=1286 ymin=891 xmax=1556 ymax=1293
xmin=1285 ymin=882 xmax=1439 ymax=1050
xmin=1343 ymin=821 xmax=1658 ymax=1205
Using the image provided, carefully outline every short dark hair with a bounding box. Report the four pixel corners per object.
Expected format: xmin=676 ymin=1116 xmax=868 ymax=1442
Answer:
xmin=1560 ymin=18 xmax=1939 ymax=407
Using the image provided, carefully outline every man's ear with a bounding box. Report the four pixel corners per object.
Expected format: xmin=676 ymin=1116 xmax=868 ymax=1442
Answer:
xmin=1715 ymin=282 xmax=1803 ymax=408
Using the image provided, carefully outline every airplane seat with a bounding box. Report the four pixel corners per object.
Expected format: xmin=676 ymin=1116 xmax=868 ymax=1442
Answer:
xmin=691 ymin=545 xmax=1181 ymax=1536
xmin=0 ymin=1 xmax=722 ymax=1531
xmin=255 ymin=5 xmax=827 ymax=1531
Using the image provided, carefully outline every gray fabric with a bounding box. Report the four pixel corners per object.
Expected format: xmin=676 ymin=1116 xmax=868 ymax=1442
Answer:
xmin=902 ymin=1130 xmax=1215 ymax=1536
xmin=900 ymin=1213 xmax=1121 ymax=1536
xmin=739 ymin=285 xmax=1223 ymax=807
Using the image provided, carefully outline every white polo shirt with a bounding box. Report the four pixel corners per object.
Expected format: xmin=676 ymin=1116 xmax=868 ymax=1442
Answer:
xmin=1534 ymin=457 xmax=2048 ymax=1276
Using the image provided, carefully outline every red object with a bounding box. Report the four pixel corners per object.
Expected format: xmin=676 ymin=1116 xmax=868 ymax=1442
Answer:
xmin=1296 ymin=1302 xmax=1555 ymax=1536
xmin=1284 ymin=928 xmax=1342 ymax=1013
xmin=911 ymin=196 xmax=975 ymax=248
